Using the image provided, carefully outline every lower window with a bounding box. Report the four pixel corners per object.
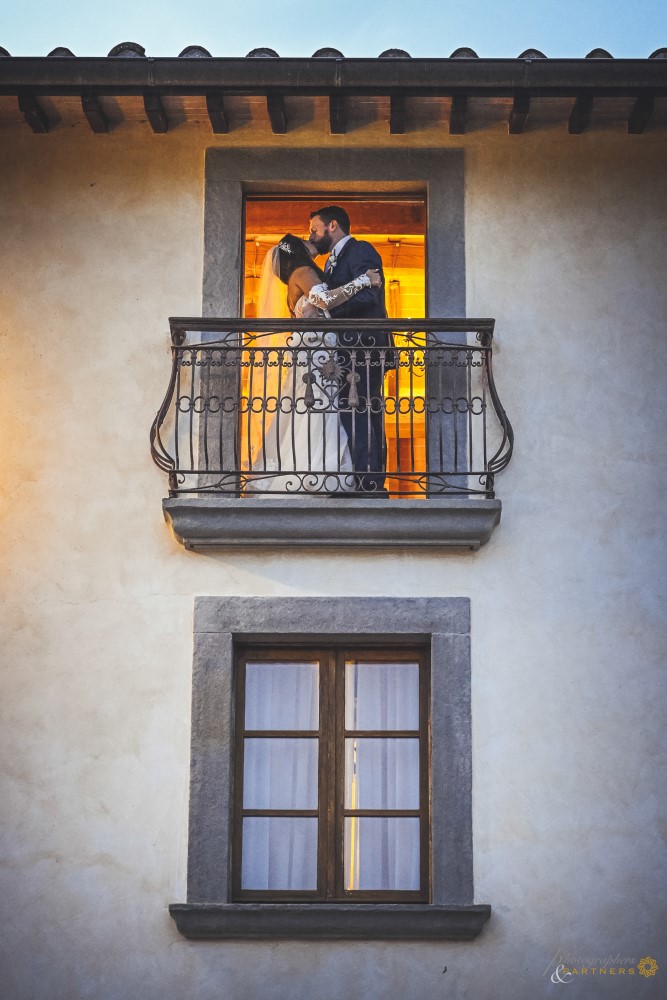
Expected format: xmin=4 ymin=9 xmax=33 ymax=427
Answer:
xmin=233 ymin=646 xmax=429 ymax=902
xmin=169 ymin=597 xmax=491 ymax=941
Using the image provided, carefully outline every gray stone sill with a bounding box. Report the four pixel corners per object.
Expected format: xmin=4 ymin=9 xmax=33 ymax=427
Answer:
xmin=169 ymin=903 xmax=491 ymax=940
xmin=163 ymin=497 xmax=501 ymax=550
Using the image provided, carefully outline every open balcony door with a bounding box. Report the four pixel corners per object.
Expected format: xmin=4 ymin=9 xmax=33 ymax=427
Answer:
xmin=242 ymin=196 xmax=427 ymax=497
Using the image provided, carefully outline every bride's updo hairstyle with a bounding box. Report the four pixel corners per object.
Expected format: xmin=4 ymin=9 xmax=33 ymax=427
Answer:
xmin=274 ymin=234 xmax=325 ymax=285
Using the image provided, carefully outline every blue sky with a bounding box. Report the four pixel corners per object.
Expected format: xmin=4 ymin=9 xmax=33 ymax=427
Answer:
xmin=1 ymin=0 xmax=665 ymax=58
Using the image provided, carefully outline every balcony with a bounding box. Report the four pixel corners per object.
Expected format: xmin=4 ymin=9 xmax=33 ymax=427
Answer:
xmin=151 ymin=318 xmax=513 ymax=550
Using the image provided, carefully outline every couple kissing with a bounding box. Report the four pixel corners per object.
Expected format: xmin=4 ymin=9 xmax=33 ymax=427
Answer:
xmin=250 ymin=206 xmax=392 ymax=497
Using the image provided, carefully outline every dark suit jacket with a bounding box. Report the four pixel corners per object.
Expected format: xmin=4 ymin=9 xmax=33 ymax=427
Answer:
xmin=326 ymin=238 xmax=393 ymax=355
xmin=327 ymin=238 xmax=386 ymax=318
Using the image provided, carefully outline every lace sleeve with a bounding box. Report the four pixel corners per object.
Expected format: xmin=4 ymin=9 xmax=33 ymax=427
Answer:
xmin=307 ymin=276 xmax=371 ymax=310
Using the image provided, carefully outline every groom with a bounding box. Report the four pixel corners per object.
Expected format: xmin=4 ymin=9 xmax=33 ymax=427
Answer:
xmin=309 ymin=206 xmax=392 ymax=496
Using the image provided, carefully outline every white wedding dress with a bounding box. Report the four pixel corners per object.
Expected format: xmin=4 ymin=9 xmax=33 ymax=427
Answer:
xmin=246 ymin=286 xmax=355 ymax=494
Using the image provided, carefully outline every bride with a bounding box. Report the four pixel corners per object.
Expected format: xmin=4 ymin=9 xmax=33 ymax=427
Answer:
xmin=246 ymin=233 xmax=382 ymax=494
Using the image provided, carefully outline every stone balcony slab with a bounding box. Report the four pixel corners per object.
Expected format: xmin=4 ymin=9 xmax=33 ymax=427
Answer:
xmin=163 ymin=496 xmax=501 ymax=550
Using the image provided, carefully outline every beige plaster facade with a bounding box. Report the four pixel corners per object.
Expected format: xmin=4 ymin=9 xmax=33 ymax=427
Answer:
xmin=1 ymin=117 xmax=665 ymax=998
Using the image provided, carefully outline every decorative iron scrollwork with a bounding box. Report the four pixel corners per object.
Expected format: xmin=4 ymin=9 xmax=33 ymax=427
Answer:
xmin=151 ymin=318 xmax=513 ymax=499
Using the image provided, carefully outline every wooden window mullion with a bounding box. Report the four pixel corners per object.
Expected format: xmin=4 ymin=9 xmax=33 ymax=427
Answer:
xmin=320 ymin=650 xmax=335 ymax=901
xmin=332 ymin=648 xmax=345 ymax=899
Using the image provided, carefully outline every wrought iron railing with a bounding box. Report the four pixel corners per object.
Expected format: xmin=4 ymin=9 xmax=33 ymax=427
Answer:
xmin=150 ymin=318 xmax=513 ymax=498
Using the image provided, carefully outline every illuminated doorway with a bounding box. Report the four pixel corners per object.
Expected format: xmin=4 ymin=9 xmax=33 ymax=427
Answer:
xmin=243 ymin=196 xmax=427 ymax=497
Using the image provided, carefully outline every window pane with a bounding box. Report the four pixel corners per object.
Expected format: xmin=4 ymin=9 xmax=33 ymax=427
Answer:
xmin=243 ymin=738 xmax=318 ymax=809
xmin=344 ymin=817 xmax=420 ymax=891
xmin=245 ymin=660 xmax=319 ymax=730
xmin=345 ymin=661 xmax=419 ymax=730
xmin=345 ymin=738 xmax=419 ymax=810
xmin=242 ymin=817 xmax=318 ymax=890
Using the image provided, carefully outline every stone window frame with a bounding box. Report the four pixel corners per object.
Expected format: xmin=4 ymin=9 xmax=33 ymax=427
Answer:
xmin=201 ymin=148 xmax=465 ymax=319
xmin=169 ymin=596 xmax=491 ymax=940
xmin=161 ymin=147 xmax=504 ymax=551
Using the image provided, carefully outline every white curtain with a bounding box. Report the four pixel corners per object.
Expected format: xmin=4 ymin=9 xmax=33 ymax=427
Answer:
xmin=244 ymin=738 xmax=318 ymax=810
xmin=344 ymin=817 xmax=420 ymax=890
xmin=344 ymin=661 xmax=421 ymax=891
xmin=345 ymin=660 xmax=420 ymax=730
xmin=241 ymin=658 xmax=422 ymax=892
xmin=242 ymin=662 xmax=319 ymax=890
xmin=345 ymin=738 xmax=419 ymax=810
xmin=245 ymin=661 xmax=319 ymax=730
xmin=242 ymin=817 xmax=318 ymax=891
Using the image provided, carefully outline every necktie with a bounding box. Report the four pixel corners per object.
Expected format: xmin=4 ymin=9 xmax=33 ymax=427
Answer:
xmin=325 ymin=253 xmax=336 ymax=275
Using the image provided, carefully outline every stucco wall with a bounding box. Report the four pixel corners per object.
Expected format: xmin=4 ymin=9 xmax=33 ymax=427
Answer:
xmin=1 ymin=123 xmax=665 ymax=999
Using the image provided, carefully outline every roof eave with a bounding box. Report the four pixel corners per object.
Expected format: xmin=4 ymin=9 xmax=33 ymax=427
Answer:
xmin=1 ymin=56 xmax=666 ymax=98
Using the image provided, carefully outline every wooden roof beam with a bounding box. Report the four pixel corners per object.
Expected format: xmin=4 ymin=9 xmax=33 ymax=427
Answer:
xmin=508 ymin=93 xmax=530 ymax=134
xmin=568 ymin=94 xmax=593 ymax=134
xmin=329 ymin=93 xmax=346 ymax=134
xmin=390 ymin=93 xmax=406 ymax=134
xmin=18 ymin=93 xmax=48 ymax=132
xmin=81 ymin=93 xmax=109 ymax=133
xmin=267 ymin=94 xmax=287 ymax=134
xmin=144 ymin=92 xmax=168 ymax=133
xmin=206 ymin=91 xmax=228 ymax=133
xmin=628 ymin=94 xmax=654 ymax=134
xmin=449 ymin=94 xmax=467 ymax=134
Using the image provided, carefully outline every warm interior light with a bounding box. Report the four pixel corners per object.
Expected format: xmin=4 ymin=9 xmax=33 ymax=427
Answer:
xmin=242 ymin=198 xmax=427 ymax=496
